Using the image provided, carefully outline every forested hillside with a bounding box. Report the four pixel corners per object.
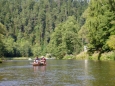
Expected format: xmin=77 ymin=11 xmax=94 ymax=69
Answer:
xmin=0 ymin=0 xmax=88 ymax=58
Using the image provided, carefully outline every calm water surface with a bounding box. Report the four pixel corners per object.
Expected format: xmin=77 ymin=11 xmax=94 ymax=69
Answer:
xmin=0 ymin=60 xmax=115 ymax=86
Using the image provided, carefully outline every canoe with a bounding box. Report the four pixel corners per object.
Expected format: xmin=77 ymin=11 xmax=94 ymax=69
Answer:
xmin=32 ymin=62 xmax=46 ymax=66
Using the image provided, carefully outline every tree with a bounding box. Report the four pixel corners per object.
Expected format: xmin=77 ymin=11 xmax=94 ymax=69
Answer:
xmin=82 ymin=0 xmax=115 ymax=60
xmin=47 ymin=16 xmax=81 ymax=59
xmin=0 ymin=23 xmax=6 ymax=56
xmin=3 ymin=36 xmax=15 ymax=57
xmin=107 ymin=35 xmax=115 ymax=50
xmin=107 ymin=35 xmax=115 ymax=60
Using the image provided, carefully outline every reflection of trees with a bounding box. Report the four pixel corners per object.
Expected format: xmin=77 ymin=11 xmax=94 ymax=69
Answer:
xmin=89 ymin=61 xmax=115 ymax=86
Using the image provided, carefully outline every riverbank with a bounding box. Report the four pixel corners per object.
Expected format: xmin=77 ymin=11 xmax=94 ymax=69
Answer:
xmin=0 ymin=57 xmax=31 ymax=60
xmin=1 ymin=51 xmax=115 ymax=61
xmin=76 ymin=51 xmax=115 ymax=61
xmin=12 ymin=57 xmax=29 ymax=60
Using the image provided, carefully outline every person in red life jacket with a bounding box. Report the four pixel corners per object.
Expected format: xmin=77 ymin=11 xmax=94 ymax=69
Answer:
xmin=40 ymin=56 xmax=46 ymax=65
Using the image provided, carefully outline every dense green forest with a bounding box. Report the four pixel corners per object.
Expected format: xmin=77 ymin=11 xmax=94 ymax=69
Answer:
xmin=0 ymin=0 xmax=88 ymax=58
xmin=0 ymin=0 xmax=115 ymax=60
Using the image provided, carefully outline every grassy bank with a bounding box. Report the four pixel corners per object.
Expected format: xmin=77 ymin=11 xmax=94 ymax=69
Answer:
xmin=76 ymin=51 xmax=115 ymax=60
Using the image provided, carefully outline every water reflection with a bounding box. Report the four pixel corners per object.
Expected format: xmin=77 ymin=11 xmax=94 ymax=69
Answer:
xmin=33 ymin=66 xmax=46 ymax=72
xmin=31 ymin=66 xmax=47 ymax=86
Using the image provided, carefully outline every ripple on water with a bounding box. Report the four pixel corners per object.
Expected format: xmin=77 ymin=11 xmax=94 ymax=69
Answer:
xmin=0 ymin=81 xmax=19 ymax=86
xmin=77 ymin=75 xmax=95 ymax=80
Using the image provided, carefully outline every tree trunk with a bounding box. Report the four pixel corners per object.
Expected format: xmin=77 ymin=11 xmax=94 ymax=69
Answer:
xmin=114 ymin=50 xmax=115 ymax=60
xmin=98 ymin=51 xmax=102 ymax=60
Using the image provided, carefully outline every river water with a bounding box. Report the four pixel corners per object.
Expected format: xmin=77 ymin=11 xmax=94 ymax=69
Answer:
xmin=0 ymin=59 xmax=115 ymax=86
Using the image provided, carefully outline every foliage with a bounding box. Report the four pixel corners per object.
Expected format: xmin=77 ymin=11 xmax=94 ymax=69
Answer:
xmin=106 ymin=35 xmax=115 ymax=50
xmin=63 ymin=55 xmax=76 ymax=59
xmin=31 ymin=44 xmax=41 ymax=56
xmin=76 ymin=52 xmax=89 ymax=60
xmin=88 ymin=51 xmax=115 ymax=60
xmin=101 ymin=51 xmax=115 ymax=60
xmin=0 ymin=23 xmax=6 ymax=57
xmin=47 ymin=16 xmax=81 ymax=59
xmin=82 ymin=0 xmax=115 ymax=60
xmin=3 ymin=36 xmax=15 ymax=56
xmin=0 ymin=0 xmax=88 ymax=57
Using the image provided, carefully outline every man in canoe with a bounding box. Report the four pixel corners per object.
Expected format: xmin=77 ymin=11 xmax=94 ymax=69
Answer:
xmin=34 ymin=56 xmax=40 ymax=63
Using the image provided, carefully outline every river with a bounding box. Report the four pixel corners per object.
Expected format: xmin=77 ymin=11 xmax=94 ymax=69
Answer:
xmin=0 ymin=59 xmax=115 ymax=86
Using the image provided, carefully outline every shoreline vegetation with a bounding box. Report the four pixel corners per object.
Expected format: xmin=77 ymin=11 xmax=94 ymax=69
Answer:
xmin=0 ymin=51 xmax=115 ymax=61
xmin=75 ymin=51 xmax=115 ymax=61
xmin=63 ymin=51 xmax=115 ymax=61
